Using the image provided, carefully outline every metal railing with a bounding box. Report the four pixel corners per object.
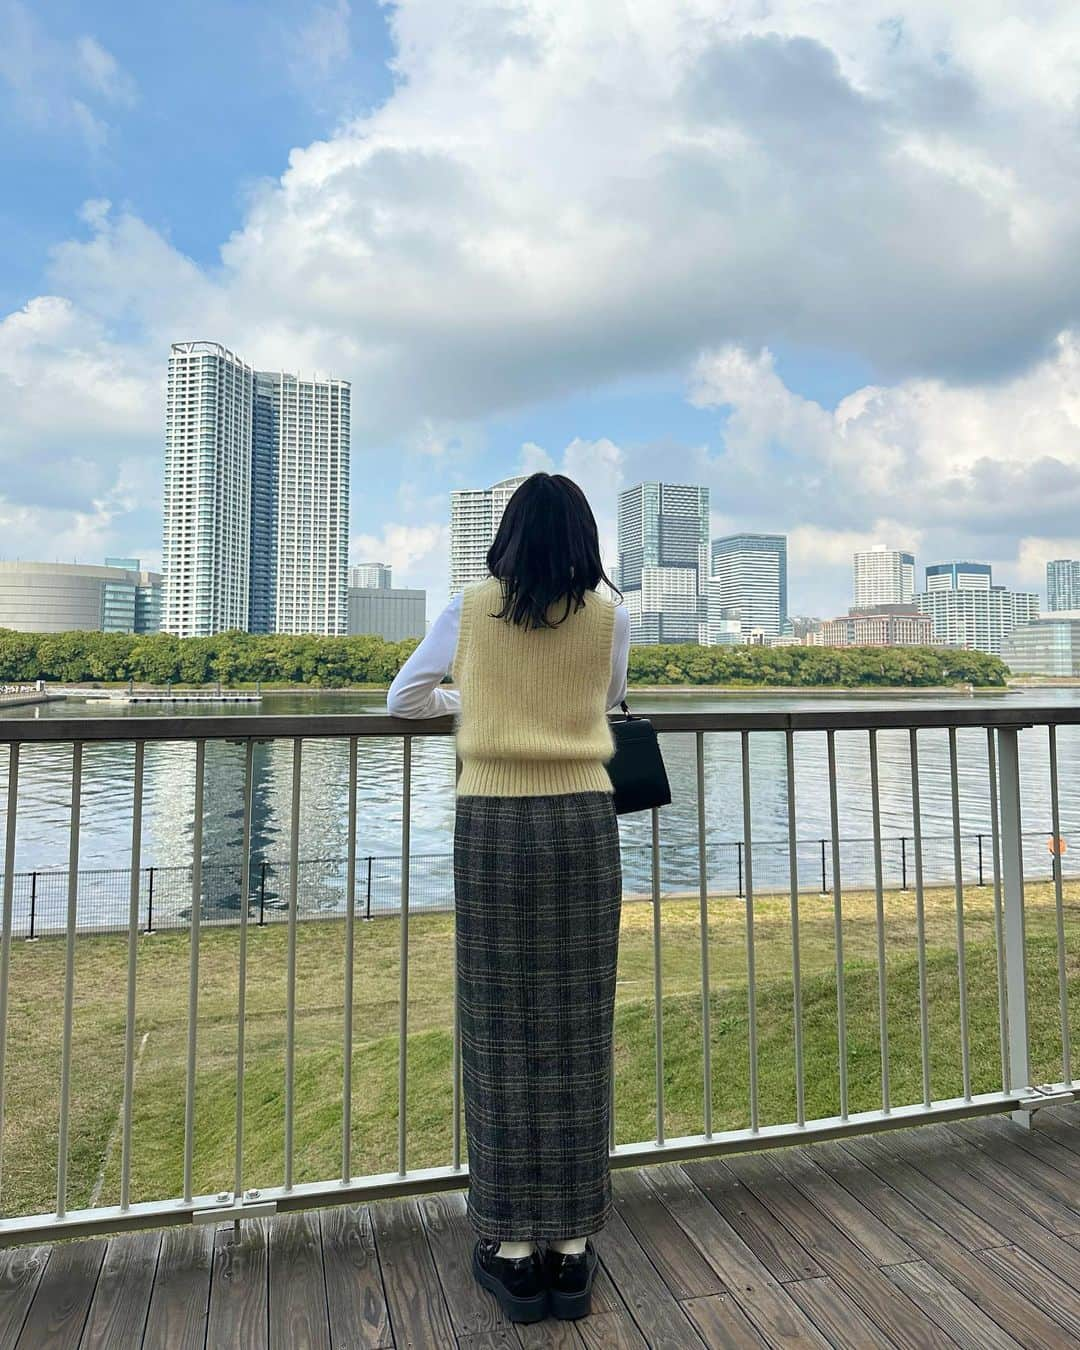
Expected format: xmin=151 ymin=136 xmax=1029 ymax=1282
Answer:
xmin=0 ymin=705 xmax=1077 ymax=1245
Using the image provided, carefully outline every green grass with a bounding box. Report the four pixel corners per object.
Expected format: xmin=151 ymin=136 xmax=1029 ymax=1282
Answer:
xmin=1 ymin=881 xmax=1076 ymax=1221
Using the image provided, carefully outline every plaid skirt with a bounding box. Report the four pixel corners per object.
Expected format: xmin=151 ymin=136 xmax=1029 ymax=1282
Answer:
xmin=454 ymin=791 xmax=623 ymax=1241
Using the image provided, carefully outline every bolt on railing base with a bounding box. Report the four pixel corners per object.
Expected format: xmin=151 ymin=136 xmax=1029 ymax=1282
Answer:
xmin=1014 ymin=1083 xmax=1078 ymax=1111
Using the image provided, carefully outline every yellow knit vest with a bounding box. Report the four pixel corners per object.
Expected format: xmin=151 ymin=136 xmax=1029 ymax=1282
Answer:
xmin=451 ymin=575 xmax=617 ymax=796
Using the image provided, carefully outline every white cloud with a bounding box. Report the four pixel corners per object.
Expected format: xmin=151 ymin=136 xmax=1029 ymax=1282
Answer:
xmin=75 ymin=36 xmax=137 ymax=107
xmin=38 ymin=0 xmax=1080 ymax=436
xmin=350 ymin=521 xmax=449 ymax=594
xmin=0 ymin=3 xmax=136 ymax=145
xmin=292 ymin=0 xmax=353 ymax=80
xmin=690 ymin=335 xmax=1080 ymax=610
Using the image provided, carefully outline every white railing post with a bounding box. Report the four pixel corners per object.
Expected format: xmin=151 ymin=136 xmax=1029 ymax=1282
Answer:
xmin=996 ymin=727 xmax=1031 ymax=1126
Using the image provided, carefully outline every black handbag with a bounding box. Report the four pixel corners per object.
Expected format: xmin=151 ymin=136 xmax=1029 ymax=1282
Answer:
xmin=607 ymin=701 xmax=672 ymax=815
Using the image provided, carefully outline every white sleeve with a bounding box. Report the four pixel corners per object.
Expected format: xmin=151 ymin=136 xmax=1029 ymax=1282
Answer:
xmin=386 ymin=593 xmax=462 ymax=718
xmin=605 ymin=604 xmax=630 ymax=711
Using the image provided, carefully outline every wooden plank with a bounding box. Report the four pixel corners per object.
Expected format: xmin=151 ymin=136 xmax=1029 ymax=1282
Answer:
xmin=968 ymin=1114 xmax=1080 ymax=1189
xmin=679 ymin=1294 xmax=766 ymax=1349
xmin=589 ymin=1205 xmax=707 ymax=1349
xmin=979 ymin=1244 xmax=1080 ymax=1344
xmin=887 ymin=1125 xmax=1080 ymax=1291
xmin=576 ymin=1308 xmax=648 ymax=1349
xmin=16 ymin=1238 xmax=103 ymax=1350
xmin=456 ymin=1329 xmax=520 ymax=1348
xmin=80 ymin=1231 xmax=161 ymax=1349
xmin=206 ymin=1220 xmax=268 ymax=1349
xmin=320 ymin=1204 xmax=393 ymax=1350
xmin=418 ymin=1190 xmax=512 ymax=1337
xmin=644 ymin=1162 xmax=831 ymax=1347
xmin=883 ymin=1259 xmax=1022 ymax=1350
xmin=766 ymin=1146 xmax=917 ymax=1266
xmin=785 ymin=1275 xmax=901 ymax=1350
xmin=642 ymin=1162 xmax=778 ymax=1295
xmin=515 ymin=1307 xmax=584 ymax=1350
xmin=801 ymin=1135 xmax=1074 ymax=1350
xmin=838 ymin=1133 xmax=1004 ymax=1252
xmin=1033 ymin=1105 xmax=1080 ymax=1157
xmin=142 ymin=1225 xmax=213 ymax=1350
xmin=933 ymin=1123 xmax=1080 ymax=1236
xmin=370 ymin=1196 xmax=457 ymax=1350
xmin=268 ymin=1210 xmax=330 ymax=1350
xmin=722 ymin=1151 xmax=946 ymax=1350
xmin=611 ymin=1167 xmax=723 ymax=1300
xmin=0 ymin=1244 xmax=48 ymax=1349
xmin=678 ymin=1156 xmax=824 ymax=1283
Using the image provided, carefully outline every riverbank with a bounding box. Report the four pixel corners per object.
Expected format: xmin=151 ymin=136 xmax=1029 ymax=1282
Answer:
xmin=38 ymin=679 xmax=1006 ymax=699
xmin=2 ymin=878 xmax=1075 ymax=1220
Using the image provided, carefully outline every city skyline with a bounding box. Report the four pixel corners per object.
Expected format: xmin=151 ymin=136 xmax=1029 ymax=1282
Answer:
xmin=5 ymin=5 xmax=1080 ymax=625
xmin=13 ymin=458 xmax=1077 ymax=637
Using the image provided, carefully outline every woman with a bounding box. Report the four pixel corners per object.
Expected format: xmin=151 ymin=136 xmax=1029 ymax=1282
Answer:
xmin=386 ymin=472 xmax=630 ymax=1324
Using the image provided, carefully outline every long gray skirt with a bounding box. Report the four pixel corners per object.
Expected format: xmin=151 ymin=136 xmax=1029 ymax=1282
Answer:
xmin=453 ymin=790 xmax=623 ymax=1241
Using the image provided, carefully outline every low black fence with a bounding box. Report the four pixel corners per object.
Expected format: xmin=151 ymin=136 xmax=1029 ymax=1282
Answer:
xmin=3 ymin=830 xmax=1076 ymax=939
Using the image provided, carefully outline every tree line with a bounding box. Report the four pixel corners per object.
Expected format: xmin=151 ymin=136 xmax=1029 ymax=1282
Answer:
xmin=0 ymin=628 xmax=1009 ymax=688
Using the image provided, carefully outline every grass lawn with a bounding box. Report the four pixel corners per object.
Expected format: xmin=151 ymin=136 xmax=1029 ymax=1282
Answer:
xmin=2 ymin=879 xmax=1076 ymax=1222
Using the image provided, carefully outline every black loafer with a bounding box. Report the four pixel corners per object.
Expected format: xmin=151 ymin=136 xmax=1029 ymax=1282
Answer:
xmin=542 ymin=1239 xmax=599 ymax=1320
xmin=472 ymin=1239 xmax=548 ymax=1323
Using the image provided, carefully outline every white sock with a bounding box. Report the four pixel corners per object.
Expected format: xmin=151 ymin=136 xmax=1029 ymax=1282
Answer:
xmin=496 ymin=1240 xmax=534 ymax=1258
xmin=548 ymin=1236 xmax=588 ymax=1254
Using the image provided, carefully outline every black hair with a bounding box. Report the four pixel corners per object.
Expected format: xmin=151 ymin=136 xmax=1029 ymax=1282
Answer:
xmin=485 ymin=472 xmax=621 ymax=629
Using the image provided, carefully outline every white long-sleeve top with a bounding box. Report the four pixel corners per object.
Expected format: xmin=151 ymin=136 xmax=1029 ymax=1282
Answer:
xmin=386 ymin=592 xmax=631 ymax=719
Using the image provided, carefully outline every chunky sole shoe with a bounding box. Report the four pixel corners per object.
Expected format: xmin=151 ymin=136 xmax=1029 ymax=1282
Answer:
xmin=472 ymin=1242 xmax=549 ymax=1323
xmin=546 ymin=1240 xmax=599 ymax=1320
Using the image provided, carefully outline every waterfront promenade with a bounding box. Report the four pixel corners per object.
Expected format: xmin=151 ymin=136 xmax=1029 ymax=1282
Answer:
xmin=0 ymin=702 xmax=1076 ymax=1346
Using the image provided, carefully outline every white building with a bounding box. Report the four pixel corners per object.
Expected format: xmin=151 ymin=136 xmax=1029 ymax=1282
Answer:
xmin=259 ymin=371 xmax=349 ymax=636
xmin=164 ymin=342 xmax=254 ymax=636
xmin=0 ymin=560 xmax=162 ymax=634
xmin=1047 ymin=559 xmax=1080 ymax=612
xmin=163 ymin=342 xmax=350 ymax=637
xmin=1002 ymin=610 xmax=1080 ymax=674
xmin=350 ymin=563 xmax=393 ymax=590
xmin=710 ymin=534 xmax=788 ymax=638
xmin=449 ymin=476 xmax=527 ymax=594
xmin=917 ymin=562 xmax=1038 ymax=654
xmin=698 ymin=576 xmax=742 ymax=646
xmin=617 ymin=482 xmax=710 ymax=643
xmin=853 ymin=547 xmax=915 ymax=608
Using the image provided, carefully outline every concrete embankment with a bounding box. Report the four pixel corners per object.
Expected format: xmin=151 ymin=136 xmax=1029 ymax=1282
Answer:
xmin=0 ymin=692 xmax=55 ymax=710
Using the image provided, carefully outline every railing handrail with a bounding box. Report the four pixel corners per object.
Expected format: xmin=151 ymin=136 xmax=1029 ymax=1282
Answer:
xmin=0 ymin=700 xmax=1077 ymax=744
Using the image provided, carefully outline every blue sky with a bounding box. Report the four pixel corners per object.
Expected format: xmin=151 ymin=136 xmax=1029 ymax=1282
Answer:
xmin=3 ymin=1 xmax=1080 ymax=616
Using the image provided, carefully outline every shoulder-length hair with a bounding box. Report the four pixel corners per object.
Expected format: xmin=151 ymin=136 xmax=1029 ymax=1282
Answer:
xmin=485 ymin=472 xmax=620 ymax=629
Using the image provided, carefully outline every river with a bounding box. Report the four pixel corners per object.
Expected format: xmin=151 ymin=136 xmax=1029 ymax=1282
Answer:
xmin=1 ymin=687 xmax=1078 ymax=932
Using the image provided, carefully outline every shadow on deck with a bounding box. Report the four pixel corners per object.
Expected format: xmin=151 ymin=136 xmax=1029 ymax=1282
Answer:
xmin=3 ymin=1105 xmax=1080 ymax=1348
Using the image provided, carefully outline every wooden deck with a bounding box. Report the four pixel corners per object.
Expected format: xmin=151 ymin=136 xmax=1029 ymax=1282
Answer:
xmin=2 ymin=1105 xmax=1080 ymax=1348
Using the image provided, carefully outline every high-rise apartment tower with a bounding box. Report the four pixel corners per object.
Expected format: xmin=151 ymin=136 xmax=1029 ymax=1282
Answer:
xmin=1047 ymin=559 xmax=1080 ymax=612
xmin=711 ymin=534 xmax=788 ymax=638
xmin=616 ymin=482 xmax=710 ymax=643
xmin=449 ymin=476 xmax=527 ymax=594
xmin=852 ymin=547 xmax=915 ymax=608
xmin=163 ymin=342 xmax=349 ymax=636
